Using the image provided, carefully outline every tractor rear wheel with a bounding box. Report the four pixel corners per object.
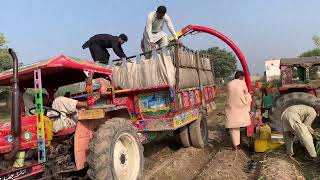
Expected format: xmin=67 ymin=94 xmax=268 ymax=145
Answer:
xmin=87 ymin=118 xmax=144 ymax=180
xmin=269 ymin=92 xmax=318 ymax=133
xmin=189 ymin=113 xmax=209 ymax=148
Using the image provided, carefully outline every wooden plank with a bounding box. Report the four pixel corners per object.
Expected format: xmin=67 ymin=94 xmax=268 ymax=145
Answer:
xmin=196 ymin=52 xmax=206 ymax=108
xmin=78 ymin=109 xmax=105 ymax=120
xmin=174 ymin=43 xmax=180 ymax=92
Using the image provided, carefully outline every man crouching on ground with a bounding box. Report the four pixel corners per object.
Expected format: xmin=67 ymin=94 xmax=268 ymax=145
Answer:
xmin=281 ymin=104 xmax=320 ymax=161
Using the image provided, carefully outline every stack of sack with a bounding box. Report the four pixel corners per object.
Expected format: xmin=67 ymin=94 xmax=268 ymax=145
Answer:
xmin=177 ymin=48 xmax=199 ymax=89
xmin=199 ymin=56 xmax=215 ymax=86
xmin=112 ymin=46 xmax=214 ymax=90
xmin=177 ymin=48 xmax=214 ymax=88
xmin=112 ymin=48 xmax=175 ymax=89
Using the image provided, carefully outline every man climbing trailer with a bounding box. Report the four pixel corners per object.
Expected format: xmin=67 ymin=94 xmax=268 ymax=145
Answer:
xmin=82 ymin=33 xmax=128 ymax=64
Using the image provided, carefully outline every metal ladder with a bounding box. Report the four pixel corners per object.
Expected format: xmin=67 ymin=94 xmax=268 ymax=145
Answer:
xmin=34 ymin=69 xmax=46 ymax=162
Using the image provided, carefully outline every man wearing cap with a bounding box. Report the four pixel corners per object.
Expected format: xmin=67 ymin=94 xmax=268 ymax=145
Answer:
xmin=281 ymin=104 xmax=320 ymax=161
xmin=142 ymin=6 xmax=178 ymax=53
xmin=82 ymin=34 xmax=128 ymax=64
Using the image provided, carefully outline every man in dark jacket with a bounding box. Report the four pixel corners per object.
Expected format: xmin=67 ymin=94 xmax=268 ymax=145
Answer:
xmin=82 ymin=34 xmax=128 ymax=64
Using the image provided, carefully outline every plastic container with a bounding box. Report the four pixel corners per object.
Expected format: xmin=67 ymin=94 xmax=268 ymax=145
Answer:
xmin=269 ymin=134 xmax=284 ymax=150
xmin=254 ymin=133 xmax=284 ymax=152
xmin=269 ymin=141 xmax=284 ymax=150
xmin=259 ymin=124 xmax=271 ymax=140
xmin=254 ymin=139 xmax=269 ymax=152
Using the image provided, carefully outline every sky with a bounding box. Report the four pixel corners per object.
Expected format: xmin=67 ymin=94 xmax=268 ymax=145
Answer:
xmin=1 ymin=0 xmax=319 ymax=74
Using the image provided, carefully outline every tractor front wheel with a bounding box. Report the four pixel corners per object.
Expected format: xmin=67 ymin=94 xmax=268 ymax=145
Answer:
xmin=87 ymin=118 xmax=144 ymax=180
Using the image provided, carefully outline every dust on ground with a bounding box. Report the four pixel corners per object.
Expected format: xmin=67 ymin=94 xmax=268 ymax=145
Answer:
xmin=260 ymin=156 xmax=305 ymax=180
xmin=143 ymin=86 xmax=317 ymax=180
xmin=143 ymin=87 xmax=256 ymax=180
xmin=143 ymin=104 xmax=228 ymax=180
xmin=0 ymin=85 xmax=318 ymax=179
xmin=196 ymin=149 xmax=253 ymax=180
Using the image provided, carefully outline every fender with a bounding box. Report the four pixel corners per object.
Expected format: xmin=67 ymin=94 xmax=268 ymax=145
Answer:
xmin=74 ymin=105 xmax=132 ymax=170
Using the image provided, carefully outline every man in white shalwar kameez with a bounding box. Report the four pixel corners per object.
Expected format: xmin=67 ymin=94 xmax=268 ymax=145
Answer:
xmin=281 ymin=104 xmax=320 ymax=160
xmin=142 ymin=6 xmax=178 ymax=53
xmin=225 ymin=71 xmax=252 ymax=150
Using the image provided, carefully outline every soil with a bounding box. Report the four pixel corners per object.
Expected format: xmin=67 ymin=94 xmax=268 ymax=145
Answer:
xmin=259 ymin=156 xmax=305 ymax=180
xmin=143 ymin=87 xmax=318 ymax=180
xmin=143 ymin=110 xmax=227 ymax=180
xmin=1 ymin=86 xmax=319 ymax=179
xmin=143 ymin=90 xmax=257 ymax=180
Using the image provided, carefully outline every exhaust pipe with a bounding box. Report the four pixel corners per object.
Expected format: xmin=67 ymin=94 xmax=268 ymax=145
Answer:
xmin=5 ymin=48 xmax=21 ymax=160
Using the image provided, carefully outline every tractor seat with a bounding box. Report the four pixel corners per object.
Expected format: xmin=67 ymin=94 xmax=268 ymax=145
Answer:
xmin=55 ymin=128 xmax=75 ymax=136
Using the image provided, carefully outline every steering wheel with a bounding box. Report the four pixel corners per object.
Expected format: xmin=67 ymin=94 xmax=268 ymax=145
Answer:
xmin=29 ymin=106 xmax=61 ymax=119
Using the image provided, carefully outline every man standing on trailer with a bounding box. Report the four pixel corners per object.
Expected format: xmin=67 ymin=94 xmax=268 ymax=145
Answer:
xmin=142 ymin=6 xmax=178 ymax=53
xmin=82 ymin=34 xmax=128 ymax=64
xmin=225 ymin=71 xmax=252 ymax=150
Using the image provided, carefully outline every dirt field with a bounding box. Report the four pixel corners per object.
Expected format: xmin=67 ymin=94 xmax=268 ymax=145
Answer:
xmin=143 ymin=89 xmax=318 ymax=180
xmin=143 ymin=93 xmax=256 ymax=180
xmin=0 ymin=87 xmax=319 ymax=179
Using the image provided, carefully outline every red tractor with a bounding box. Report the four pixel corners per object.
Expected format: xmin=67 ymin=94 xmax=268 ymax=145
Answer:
xmin=269 ymin=57 xmax=320 ymax=132
xmin=0 ymin=50 xmax=148 ymax=179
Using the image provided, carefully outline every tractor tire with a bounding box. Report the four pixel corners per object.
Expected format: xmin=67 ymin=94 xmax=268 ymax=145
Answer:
xmin=269 ymin=92 xmax=318 ymax=133
xmin=87 ymin=118 xmax=144 ymax=180
xmin=189 ymin=113 xmax=209 ymax=149
xmin=179 ymin=125 xmax=191 ymax=148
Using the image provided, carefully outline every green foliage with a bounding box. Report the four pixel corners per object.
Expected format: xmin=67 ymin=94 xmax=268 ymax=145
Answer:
xmin=200 ymin=47 xmax=237 ymax=79
xmin=309 ymin=66 xmax=319 ymax=80
xmin=0 ymin=33 xmax=12 ymax=71
xmin=313 ymin=35 xmax=320 ymax=48
xmin=300 ymin=48 xmax=320 ymax=57
xmin=299 ymin=36 xmax=320 ymax=81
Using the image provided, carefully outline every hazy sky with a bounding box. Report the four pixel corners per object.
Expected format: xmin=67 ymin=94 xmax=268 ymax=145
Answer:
xmin=1 ymin=0 xmax=319 ymax=74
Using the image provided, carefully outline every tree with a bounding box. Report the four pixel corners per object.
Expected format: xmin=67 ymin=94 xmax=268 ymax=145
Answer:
xmin=0 ymin=33 xmax=12 ymax=72
xmin=299 ymin=35 xmax=320 ymax=80
xmin=300 ymin=35 xmax=320 ymax=57
xmin=300 ymin=48 xmax=320 ymax=57
xmin=313 ymin=35 xmax=320 ymax=48
xmin=200 ymin=47 xmax=237 ymax=79
xmin=0 ymin=33 xmax=13 ymax=110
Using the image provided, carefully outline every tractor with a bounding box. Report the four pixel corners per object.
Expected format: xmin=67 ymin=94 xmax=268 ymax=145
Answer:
xmin=269 ymin=57 xmax=320 ymax=132
xmin=0 ymin=49 xmax=146 ymax=179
